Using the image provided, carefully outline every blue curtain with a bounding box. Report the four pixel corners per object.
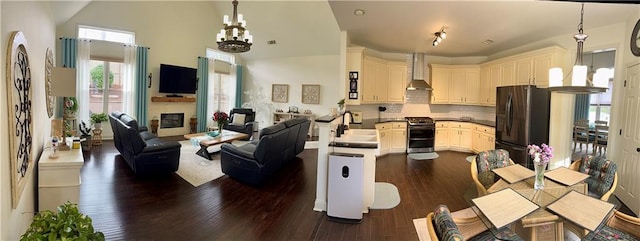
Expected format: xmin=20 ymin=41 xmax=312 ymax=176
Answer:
xmin=196 ymin=57 xmax=209 ymax=132
xmin=574 ymin=94 xmax=590 ymax=122
xmin=235 ymin=65 xmax=243 ymax=108
xmin=135 ymin=47 xmax=149 ymax=126
xmin=58 ymin=38 xmax=77 ymax=118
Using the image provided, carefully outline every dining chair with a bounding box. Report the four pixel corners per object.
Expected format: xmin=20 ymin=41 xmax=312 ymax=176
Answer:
xmin=587 ymin=210 xmax=640 ymax=240
xmin=426 ymin=205 xmax=523 ymax=241
xmin=470 ymin=149 xmax=515 ymax=197
xmin=594 ymin=120 xmax=609 ymax=127
xmin=593 ymin=125 xmax=609 ymax=155
xmin=568 ymin=155 xmax=618 ymax=201
xmin=573 ymin=121 xmax=594 ymax=153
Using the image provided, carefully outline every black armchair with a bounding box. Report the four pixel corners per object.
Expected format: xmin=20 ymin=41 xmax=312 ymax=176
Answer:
xmin=223 ymin=108 xmax=256 ymax=140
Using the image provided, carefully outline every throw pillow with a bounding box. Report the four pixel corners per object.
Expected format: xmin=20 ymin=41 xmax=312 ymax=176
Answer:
xmin=232 ymin=113 xmax=246 ymax=125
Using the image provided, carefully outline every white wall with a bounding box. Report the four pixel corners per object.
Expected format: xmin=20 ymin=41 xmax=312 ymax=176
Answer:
xmin=58 ymin=1 xmax=222 ymax=137
xmin=1 ymin=1 xmax=56 ymax=239
xmin=243 ymin=55 xmax=341 ymax=128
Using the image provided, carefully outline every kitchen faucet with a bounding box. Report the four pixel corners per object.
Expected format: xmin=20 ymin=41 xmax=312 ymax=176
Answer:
xmin=336 ymin=111 xmax=353 ymax=137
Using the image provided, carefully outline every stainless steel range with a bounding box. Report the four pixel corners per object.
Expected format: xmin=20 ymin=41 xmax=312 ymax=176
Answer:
xmin=405 ymin=117 xmax=435 ymax=153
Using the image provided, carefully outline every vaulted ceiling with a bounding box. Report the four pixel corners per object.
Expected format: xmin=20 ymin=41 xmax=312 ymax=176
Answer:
xmin=50 ymin=1 xmax=640 ymax=60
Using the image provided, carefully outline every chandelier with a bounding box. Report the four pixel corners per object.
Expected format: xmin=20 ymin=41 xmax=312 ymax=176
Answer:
xmin=548 ymin=3 xmax=607 ymax=94
xmin=216 ymin=0 xmax=253 ymax=53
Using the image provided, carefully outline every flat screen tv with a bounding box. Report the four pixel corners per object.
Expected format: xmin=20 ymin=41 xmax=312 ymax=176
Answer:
xmin=159 ymin=64 xmax=197 ymax=95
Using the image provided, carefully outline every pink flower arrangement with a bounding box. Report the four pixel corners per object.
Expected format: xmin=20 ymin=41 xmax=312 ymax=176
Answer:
xmin=527 ymin=143 xmax=553 ymax=165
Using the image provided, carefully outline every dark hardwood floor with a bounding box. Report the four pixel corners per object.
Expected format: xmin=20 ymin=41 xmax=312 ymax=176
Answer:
xmin=78 ymin=141 xmax=633 ymax=240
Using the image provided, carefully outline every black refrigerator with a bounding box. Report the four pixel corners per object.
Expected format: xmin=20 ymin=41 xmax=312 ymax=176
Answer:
xmin=495 ymin=85 xmax=551 ymax=170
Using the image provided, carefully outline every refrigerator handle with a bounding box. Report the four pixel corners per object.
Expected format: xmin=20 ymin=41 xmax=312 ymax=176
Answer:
xmin=506 ymin=93 xmax=513 ymax=136
xmin=496 ymin=140 xmax=527 ymax=151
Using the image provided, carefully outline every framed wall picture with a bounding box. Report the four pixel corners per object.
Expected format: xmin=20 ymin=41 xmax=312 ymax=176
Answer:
xmin=272 ymin=84 xmax=289 ymax=103
xmin=6 ymin=31 xmax=34 ymax=208
xmin=301 ymin=84 xmax=320 ymax=104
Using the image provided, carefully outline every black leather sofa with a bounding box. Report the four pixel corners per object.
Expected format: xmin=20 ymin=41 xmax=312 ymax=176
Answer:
xmin=220 ymin=118 xmax=311 ymax=185
xmin=223 ymin=108 xmax=256 ymax=140
xmin=109 ymin=111 xmax=181 ymax=176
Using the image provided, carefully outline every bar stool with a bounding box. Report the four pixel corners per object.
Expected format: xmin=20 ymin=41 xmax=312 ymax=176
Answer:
xmin=92 ymin=129 xmax=103 ymax=146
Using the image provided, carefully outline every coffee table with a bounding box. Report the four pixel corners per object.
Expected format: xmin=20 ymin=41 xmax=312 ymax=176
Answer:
xmin=183 ymin=130 xmax=249 ymax=160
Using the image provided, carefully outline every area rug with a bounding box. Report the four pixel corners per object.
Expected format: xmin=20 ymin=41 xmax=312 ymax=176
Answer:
xmin=176 ymin=140 xmax=225 ymax=187
xmin=466 ymin=155 xmax=476 ymax=163
xmin=370 ymin=182 xmax=401 ymax=209
xmin=408 ymin=152 xmax=439 ymax=160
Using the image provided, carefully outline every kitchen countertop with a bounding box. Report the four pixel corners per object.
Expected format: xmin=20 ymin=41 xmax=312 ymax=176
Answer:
xmin=347 ymin=118 xmax=495 ymax=129
xmin=432 ymin=118 xmax=496 ymax=128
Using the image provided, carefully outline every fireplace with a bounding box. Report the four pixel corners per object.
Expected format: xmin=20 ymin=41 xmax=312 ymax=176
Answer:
xmin=161 ymin=113 xmax=184 ymax=129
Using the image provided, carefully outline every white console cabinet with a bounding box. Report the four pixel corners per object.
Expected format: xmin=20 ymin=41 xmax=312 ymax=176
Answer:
xmin=38 ymin=147 xmax=84 ymax=211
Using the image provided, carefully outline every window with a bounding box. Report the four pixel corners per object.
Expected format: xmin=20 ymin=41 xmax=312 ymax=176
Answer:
xmin=78 ymin=25 xmax=135 ymax=44
xmin=585 ymin=50 xmax=615 ymax=123
xmin=205 ymin=49 xmax=237 ymax=127
xmin=89 ymin=60 xmax=125 ymax=115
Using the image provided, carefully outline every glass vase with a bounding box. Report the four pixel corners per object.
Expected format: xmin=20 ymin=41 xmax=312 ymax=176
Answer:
xmin=533 ymin=160 xmax=547 ymax=190
xmin=218 ymin=123 xmax=224 ymax=134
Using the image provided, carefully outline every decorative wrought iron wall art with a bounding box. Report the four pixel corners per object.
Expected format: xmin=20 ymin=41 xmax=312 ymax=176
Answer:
xmin=6 ymin=31 xmax=34 ymax=208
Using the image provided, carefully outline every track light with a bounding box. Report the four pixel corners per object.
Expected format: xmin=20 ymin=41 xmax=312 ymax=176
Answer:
xmin=432 ymin=26 xmax=446 ymax=47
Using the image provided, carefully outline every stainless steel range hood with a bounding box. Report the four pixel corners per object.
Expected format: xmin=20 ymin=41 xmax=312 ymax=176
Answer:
xmin=406 ymin=53 xmax=432 ymax=91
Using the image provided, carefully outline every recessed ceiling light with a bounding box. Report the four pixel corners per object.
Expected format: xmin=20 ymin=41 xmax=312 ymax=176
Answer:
xmin=482 ymin=39 xmax=495 ymax=45
xmin=354 ymin=9 xmax=365 ymax=16
xmin=267 ymin=40 xmax=277 ymax=45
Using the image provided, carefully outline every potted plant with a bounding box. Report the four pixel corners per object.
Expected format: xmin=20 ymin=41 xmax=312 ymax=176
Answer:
xmin=337 ymin=98 xmax=345 ymax=112
xmin=90 ymin=113 xmax=108 ymax=129
xmin=78 ymin=121 xmax=93 ymax=151
xmin=21 ymin=202 xmax=105 ymax=241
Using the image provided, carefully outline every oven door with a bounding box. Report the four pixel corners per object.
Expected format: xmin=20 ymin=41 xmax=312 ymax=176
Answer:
xmin=407 ymin=125 xmax=435 ymax=153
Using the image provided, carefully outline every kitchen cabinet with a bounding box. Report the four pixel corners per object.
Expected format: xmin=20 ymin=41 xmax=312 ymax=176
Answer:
xmin=432 ymin=65 xmax=479 ymax=105
xmin=479 ymin=65 xmax=498 ymax=106
xmin=360 ymin=56 xmax=405 ymax=104
xmin=430 ymin=64 xmax=450 ymax=104
xmin=472 ymin=124 xmax=495 ymax=153
xmin=448 ymin=122 xmax=472 ymax=151
xmin=376 ymin=122 xmax=407 ymax=155
xmin=375 ymin=123 xmax=392 ymax=156
xmin=387 ymin=62 xmax=407 ymax=103
xmin=362 ymin=57 xmax=389 ymax=103
xmin=390 ymin=122 xmax=407 ymax=153
xmin=500 ymin=60 xmax=516 ymax=87
xmin=496 ymin=46 xmax=566 ymax=88
xmin=435 ymin=122 xmax=449 ymax=150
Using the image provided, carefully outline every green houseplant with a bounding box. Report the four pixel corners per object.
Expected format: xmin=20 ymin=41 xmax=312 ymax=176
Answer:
xmin=79 ymin=121 xmax=93 ymax=151
xmin=90 ymin=113 xmax=108 ymax=129
xmin=21 ymin=202 xmax=105 ymax=241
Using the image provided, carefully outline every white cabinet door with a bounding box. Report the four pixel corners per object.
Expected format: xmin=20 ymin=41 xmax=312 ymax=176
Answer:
xmin=480 ymin=66 xmax=491 ymax=106
xmin=465 ymin=69 xmax=480 ymax=104
xmin=533 ymin=53 xmax=553 ymax=87
xmin=449 ymin=69 xmax=466 ymax=104
xmin=500 ymin=61 xmax=516 ymax=86
xmin=489 ymin=64 xmax=500 ymax=105
xmin=362 ymin=59 xmax=377 ymax=103
xmin=516 ymin=57 xmax=534 ymax=85
xmin=430 ymin=65 xmax=450 ymax=104
xmin=435 ymin=122 xmax=449 ymax=149
xmin=388 ymin=63 xmax=406 ymax=103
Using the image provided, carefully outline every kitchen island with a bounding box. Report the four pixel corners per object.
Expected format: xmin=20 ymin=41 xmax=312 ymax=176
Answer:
xmin=314 ymin=114 xmax=379 ymax=213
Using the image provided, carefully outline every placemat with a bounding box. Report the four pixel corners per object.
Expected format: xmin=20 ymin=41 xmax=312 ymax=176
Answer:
xmin=472 ymin=188 xmax=539 ymax=229
xmin=491 ymin=164 xmax=535 ymax=184
xmin=544 ymin=167 xmax=590 ymax=186
xmin=547 ymin=191 xmax=615 ymax=231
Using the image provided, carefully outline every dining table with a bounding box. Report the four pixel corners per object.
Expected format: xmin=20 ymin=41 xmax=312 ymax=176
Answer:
xmin=467 ymin=164 xmax=616 ymax=241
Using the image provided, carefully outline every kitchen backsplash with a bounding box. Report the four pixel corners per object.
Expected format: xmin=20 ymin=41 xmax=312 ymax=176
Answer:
xmin=347 ymin=90 xmax=496 ymax=122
